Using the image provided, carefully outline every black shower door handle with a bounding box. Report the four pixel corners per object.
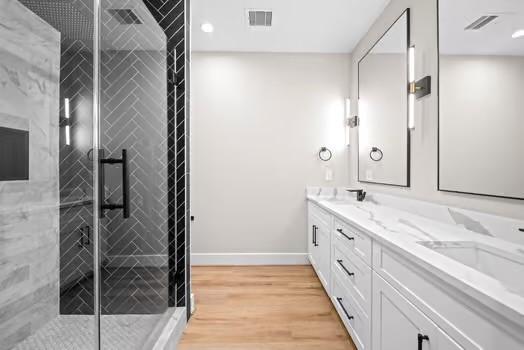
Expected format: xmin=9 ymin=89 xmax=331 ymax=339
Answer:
xmin=121 ymin=149 xmax=130 ymax=218
xmin=99 ymin=149 xmax=130 ymax=219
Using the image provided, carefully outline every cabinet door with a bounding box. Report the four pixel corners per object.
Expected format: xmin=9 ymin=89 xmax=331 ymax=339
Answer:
xmin=307 ymin=218 xmax=315 ymax=263
xmin=372 ymin=273 xmax=437 ymax=350
xmin=315 ymin=223 xmax=331 ymax=292
xmin=307 ymin=205 xmax=319 ymax=269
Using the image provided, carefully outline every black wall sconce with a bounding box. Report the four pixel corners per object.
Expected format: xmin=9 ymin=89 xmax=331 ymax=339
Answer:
xmin=409 ymin=76 xmax=432 ymax=99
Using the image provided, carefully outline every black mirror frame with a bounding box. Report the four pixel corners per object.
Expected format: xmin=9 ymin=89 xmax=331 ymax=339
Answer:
xmin=436 ymin=0 xmax=523 ymax=201
xmin=357 ymin=8 xmax=411 ymax=188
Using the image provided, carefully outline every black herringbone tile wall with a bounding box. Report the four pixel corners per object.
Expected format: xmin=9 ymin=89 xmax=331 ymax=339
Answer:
xmin=58 ymin=42 xmax=96 ymax=315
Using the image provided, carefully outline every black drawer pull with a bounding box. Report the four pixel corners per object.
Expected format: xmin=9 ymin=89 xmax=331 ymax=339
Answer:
xmin=418 ymin=333 xmax=429 ymax=350
xmin=336 ymin=297 xmax=354 ymax=320
xmin=337 ymin=228 xmax=354 ymax=241
xmin=336 ymin=259 xmax=355 ymax=277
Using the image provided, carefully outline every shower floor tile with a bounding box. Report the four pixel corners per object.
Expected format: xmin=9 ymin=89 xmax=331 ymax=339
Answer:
xmin=60 ymin=266 xmax=168 ymax=315
xmin=11 ymin=314 xmax=162 ymax=350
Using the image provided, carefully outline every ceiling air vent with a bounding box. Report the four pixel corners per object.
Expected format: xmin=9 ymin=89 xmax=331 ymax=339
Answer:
xmin=248 ymin=10 xmax=272 ymax=27
xmin=464 ymin=15 xmax=498 ymax=30
xmin=107 ymin=9 xmax=142 ymax=25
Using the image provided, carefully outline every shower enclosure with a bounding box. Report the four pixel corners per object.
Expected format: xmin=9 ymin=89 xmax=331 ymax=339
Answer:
xmin=0 ymin=0 xmax=188 ymax=349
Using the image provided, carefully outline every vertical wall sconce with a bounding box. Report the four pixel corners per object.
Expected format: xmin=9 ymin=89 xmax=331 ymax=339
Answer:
xmin=345 ymin=97 xmax=359 ymax=147
xmin=408 ymin=46 xmax=416 ymax=130
xmin=64 ymin=98 xmax=71 ymax=146
xmin=408 ymin=45 xmax=431 ymax=130
xmin=345 ymin=98 xmax=351 ymax=146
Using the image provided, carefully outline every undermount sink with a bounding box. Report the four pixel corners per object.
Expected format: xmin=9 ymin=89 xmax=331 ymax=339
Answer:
xmin=418 ymin=241 xmax=524 ymax=297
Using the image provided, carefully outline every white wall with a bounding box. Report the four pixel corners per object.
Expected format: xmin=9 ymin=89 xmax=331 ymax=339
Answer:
xmin=349 ymin=0 xmax=524 ymax=219
xmin=191 ymin=52 xmax=350 ymax=258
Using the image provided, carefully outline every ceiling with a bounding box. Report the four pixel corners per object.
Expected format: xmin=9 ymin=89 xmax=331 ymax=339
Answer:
xmin=440 ymin=0 xmax=524 ymax=56
xmin=191 ymin=0 xmax=391 ymax=53
xmin=19 ymin=0 xmax=165 ymax=51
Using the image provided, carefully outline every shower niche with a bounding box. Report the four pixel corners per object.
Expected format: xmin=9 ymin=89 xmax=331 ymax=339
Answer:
xmin=0 ymin=127 xmax=29 ymax=181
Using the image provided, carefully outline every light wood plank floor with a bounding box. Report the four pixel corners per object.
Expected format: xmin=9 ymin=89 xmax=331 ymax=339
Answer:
xmin=178 ymin=265 xmax=356 ymax=350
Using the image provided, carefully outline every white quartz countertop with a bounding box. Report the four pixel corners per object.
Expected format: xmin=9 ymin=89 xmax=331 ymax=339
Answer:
xmin=307 ymin=194 xmax=524 ymax=327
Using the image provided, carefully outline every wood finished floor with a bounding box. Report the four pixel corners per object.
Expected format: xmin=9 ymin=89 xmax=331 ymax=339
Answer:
xmin=179 ymin=266 xmax=356 ymax=350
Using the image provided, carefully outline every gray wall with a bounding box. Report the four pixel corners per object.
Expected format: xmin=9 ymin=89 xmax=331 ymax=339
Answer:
xmin=191 ymin=52 xmax=351 ymax=256
xmin=349 ymin=0 xmax=524 ymax=220
xmin=0 ymin=1 xmax=60 ymax=348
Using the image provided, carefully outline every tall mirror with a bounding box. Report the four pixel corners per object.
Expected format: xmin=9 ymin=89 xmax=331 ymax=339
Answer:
xmin=358 ymin=10 xmax=410 ymax=187
xmin=439 ymin=0 xmax=524 ymax=199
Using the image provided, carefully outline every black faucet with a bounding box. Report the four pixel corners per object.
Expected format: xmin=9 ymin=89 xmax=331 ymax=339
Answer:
xmin=346 ymin=189 xmax=366 ymax=202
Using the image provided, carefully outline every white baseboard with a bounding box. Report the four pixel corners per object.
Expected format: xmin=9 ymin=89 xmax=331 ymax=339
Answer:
xmin=191 ymin=253 xmax=309 ymax=266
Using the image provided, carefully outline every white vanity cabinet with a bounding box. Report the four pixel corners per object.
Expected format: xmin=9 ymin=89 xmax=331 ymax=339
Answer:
xmin=306 ymin=200 xmax=524 ymax=350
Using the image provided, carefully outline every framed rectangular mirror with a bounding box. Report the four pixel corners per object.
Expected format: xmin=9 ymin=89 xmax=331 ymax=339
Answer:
xmin=358 ymin=9 xmax=410 ymax=187
xmin=438 ymin=0 xmax=524 ymax=200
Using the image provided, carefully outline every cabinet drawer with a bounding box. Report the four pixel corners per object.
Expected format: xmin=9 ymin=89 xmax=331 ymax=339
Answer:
xmin=309 ymin=202 xmax=332 ymax=229
xmin=332 ymin=244 xmax=372 ymax=317
xmin=332 ymin=272 xmax=370 ymax=350
xmin=333 ymin=218 xmax=372 ymax=266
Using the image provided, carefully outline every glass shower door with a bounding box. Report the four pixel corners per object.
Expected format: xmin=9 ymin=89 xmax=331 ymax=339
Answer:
xmin=96 ymin=1 xmax=170 ymax=348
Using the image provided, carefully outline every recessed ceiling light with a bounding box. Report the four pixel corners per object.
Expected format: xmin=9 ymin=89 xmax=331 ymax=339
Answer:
xmin=201 ymin=23 xmax=214 ymax=33
xmin=512 ymin=29 xmax=524 ymax=39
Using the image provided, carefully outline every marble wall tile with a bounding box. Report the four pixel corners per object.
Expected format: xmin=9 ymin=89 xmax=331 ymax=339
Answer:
xmin=0 ymin=0 xmax=61 ymax=347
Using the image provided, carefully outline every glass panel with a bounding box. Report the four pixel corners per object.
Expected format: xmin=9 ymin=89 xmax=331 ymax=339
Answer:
xmin=0 ymin=0 xmax=96 ymax=349
xmin=97 ymin=1 xmax=171 ymax=348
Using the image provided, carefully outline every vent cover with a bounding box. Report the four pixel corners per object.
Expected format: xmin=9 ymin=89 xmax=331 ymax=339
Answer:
xmin=107 ymin=9 xmax=142 ymax=25
xmin=464 ymin=15 xmax=498 ymax=30
xmin=248 ymin=10 xmax=272 ymax=27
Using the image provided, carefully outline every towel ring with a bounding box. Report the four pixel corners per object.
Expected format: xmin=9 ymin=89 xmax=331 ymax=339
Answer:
xmin=370 ymin=147 xmax=383 ymax=162
xmin=318 ymin=147 xmax=332 ymax=162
